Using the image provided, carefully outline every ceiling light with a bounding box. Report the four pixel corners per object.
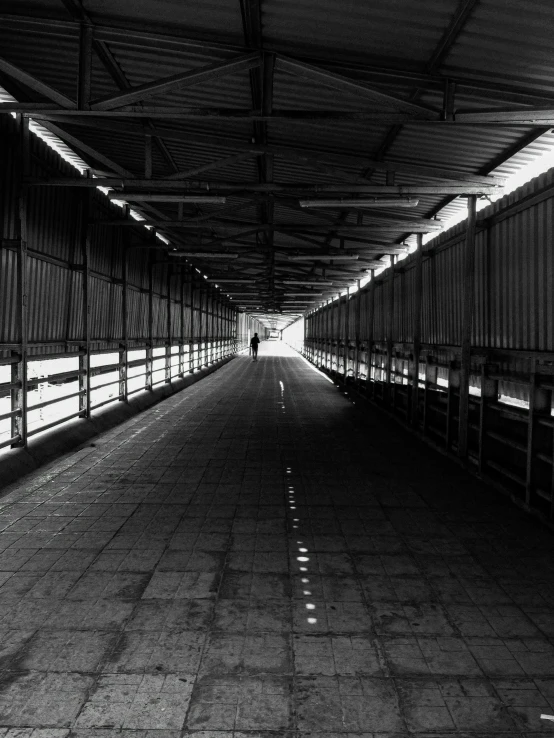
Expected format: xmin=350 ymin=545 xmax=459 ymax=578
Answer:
xmin=299 ymin=197 xmax=419 ymax=208
xmin=282 ymin=280 xmax=333 ymax=285
xmin=108 ymin=194 xmax=226 ymax=203
xmin=206 ymin=278 xmax=251 ymax=283
xmin=287 ymin=254 xmax=359 ymax=261
xmin=284 ymin=292 xmax=323 ymax=296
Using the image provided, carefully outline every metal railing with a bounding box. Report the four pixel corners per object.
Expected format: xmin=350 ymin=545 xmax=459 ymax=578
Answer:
xmin=0 ymin=336 xmax=240 ymax=451
xmin=302 ymin=337 xmax=554 ymax=524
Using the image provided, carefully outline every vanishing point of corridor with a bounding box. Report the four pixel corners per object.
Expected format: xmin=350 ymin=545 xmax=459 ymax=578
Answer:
xmin=1 ymin=343 xmax=554 ymax=734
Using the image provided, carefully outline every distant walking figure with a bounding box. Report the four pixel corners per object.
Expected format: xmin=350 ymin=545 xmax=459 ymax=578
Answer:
xmin=250 ymin=332 xmax=260 ymax=361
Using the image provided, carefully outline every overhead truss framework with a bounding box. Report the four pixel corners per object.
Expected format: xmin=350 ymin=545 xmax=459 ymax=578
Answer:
xmin=0 ymin=0 xmax=550 ymax=317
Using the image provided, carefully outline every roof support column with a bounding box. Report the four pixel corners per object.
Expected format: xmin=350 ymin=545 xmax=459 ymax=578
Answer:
xmin=386 ymin=256 xmax=396 ymax=405
xmin=146 ymin=255 xmax=154 ymax=391
xmin=11 ymin=114 xmax=30 ymax=448
xmin=458 ymin=194 xmax=477 ymax=458
xmin=166 ymin=265 xmax=172 ymax=383
xmin=411 ymin=233 xmax=423 ymax=426
xmin=366 ymin=270 xmax=375 ymax=399
xmin=78 ymin=174 xmax=92 ymax=419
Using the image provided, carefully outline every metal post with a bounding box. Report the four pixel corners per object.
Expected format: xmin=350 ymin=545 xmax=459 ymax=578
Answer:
xmin=120 ymin=226 xmax=129 ymax=402
xmin=335 ymin=293 xmax=341 ymax=376
xmin=78 ymin=24 xmax=93 ymax=110
xmin=146 ymin=255 xmax=154 ymax=390
xmin=79 ymin=179 xmax=91 ymax=418
xmin=458 ymin=195 xmax=478 ymax=458
xmin=479 ymin=364 xmax=498 ymax=475
xmin=209 ymin=288 xmax=215 ymax=363
xmin=354 ymin=279 xmax=361 ymax=384
xmin=179 ymin=268 xmax=185 ymax=376
xmin=12 ymin=115 xmax=30 ymax=447
xmin=166 ymin=265 xmax=172 ymax=382
xmin=386 ymin=256 xmax=396 ymax=404
xmin=411 ymin=233 xmax=423 ymax=425
xmin=325 ymin=299 xmax=331 ymax=369
xmin=189 ymin=269 xmax=195 ymax=372
xmin=344 ymin=286 xmax=350 ymax=378
xmin=367 ymin=270 xmax=375 ymax=397
xmin=145 ymin=135 xmax=153 ymax=179
xmin=526 ymin=365 xmax=552 ymax=506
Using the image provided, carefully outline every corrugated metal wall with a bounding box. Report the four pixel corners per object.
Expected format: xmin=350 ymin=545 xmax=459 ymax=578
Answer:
xmin=307 ymin=168 xmax=554 ymax=356
xmin=0 ymin=115 xmax=238 ymax=358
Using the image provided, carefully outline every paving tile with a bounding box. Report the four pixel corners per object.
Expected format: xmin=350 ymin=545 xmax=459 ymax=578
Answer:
xmin=1 ymin=344 xmax=554 ymax=737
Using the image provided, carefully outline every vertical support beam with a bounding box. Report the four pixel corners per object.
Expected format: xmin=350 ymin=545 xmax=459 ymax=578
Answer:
xmin=344 ymin=286 xmax=350 ymax=378
xmin=78 ymin=23 xmax=93 ymax=110
xmin=179 ymin=268 xmax=185 ymax=376
xmin=386 ymin=256 xmax=396 ymax=403
xmin=411 ymin=233 xmax=423 ymax=426
xmin=526 ymin=366 xmax=552 ymax=506
xmin=367 ymin=270 xmax=375 ymax=397
xmin=12 ymin=115 xmax=30 ymax=447
xmin=120 ymin=221 xmax=129 ymax=402
xmin=78 ymin=177 xmax=91 ymax=418
xmin=325 ymin=299 xmax=331 ymax=369
xmin=145 ymin=135 xmax=153 ymax=179
xmin=479 ymin=364 xmax=498 ymax=475
xmin=166 ymin=265 xmax=172 ymax=382
xmin=189 ymin=268 xmax=195 ymax=372
xmin=146 ymin=255 xmax=154 ymax=390
xmin=335 ymin=293 xmax=341 ymax=376
xmin=458 ymin=195 xmax=478 ymax=458
xmin=354 ymin=279 xmax=361 ymax=384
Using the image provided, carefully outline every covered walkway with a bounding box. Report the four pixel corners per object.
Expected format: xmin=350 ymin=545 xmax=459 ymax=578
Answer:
xmin=1 ymin=343 xmax=553 ymax=734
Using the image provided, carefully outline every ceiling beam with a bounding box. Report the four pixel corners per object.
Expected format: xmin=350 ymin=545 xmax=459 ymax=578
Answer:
xmin=0 ymin=56 xmax=77 ymax=109
xmin=35 ymin=177 xmax=502 ymax=195
xmin=7 ymin=12 xmax=554 ymax=107
xmin=25 ymin=114 xmax=503 ymax=184
xmin=91 ymin=53 xmax=261 ymax=110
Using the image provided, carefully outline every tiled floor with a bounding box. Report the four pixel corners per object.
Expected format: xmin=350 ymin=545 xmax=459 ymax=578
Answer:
xmin=1 ymin=341 xmax=554 ymax=738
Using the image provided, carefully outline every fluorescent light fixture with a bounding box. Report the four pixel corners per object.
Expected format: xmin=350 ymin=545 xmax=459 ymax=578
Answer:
xmin=287 ymin=254 xmax=359 ymax=261
xmin=108 ymin=194 xmax=226 ymax=203
xmin=282 ymin=280 xmax=333 ymax=285
xmin=284 ymin=292 xmax=323 ymax=296
xmin=169 ymin=252 xmax=239 ymax=258
xmin=206 ymin=278 xmax=251 ymax=283
xmin=299 ymin=197 xmax=419 ymax=208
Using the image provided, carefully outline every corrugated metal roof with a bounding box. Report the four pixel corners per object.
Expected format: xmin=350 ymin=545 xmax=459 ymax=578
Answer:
xmin=2 ymin=0 xmax=554 ymax=316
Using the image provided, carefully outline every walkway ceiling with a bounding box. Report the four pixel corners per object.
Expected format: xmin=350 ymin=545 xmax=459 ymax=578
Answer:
xmin=1 ymin=0 xmax=553 ymax=315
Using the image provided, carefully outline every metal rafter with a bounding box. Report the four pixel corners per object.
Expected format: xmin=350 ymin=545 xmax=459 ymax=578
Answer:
xmin=6 ymin=12 xmax=554 ymax=108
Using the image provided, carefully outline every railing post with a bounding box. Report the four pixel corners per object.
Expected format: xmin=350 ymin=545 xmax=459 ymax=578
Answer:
xmin=526 ymin=365 xmax=552 ymax=507
xmin=479 ymin=364 xmax=498 ymax=475
xmin=335 ymin=293 xmax=341 ymax=376
xmin=354 ymin=280 xmax=361 ymax=385
xmin=344 ymin=286 xmax=350 ymax=378
xmin=190 ymin=270 xmax=196 ymax=371
xmin=411 ymin=233 xmax=423 ymax=426
xmin=386 ymin=256 xmax=395 ymax=404
xmin=458 ymin=194 xmax=478 ymax=458
xmin=146 ymin=255 xmax=154 ymax=391
xmin=79 ymin=177 xmax=91 ymax=418
xmin=165 ymin=265 xmax=172 ymax=383
xmin=179 ymin=268 xmax=185 ymax=377
xmin=120 ymin=210 xmax=129 ymax=402
xmin=12 ymin=114 xmax=30 ymax=447
xmin=367 ymin=270 xmax=375 ymax=398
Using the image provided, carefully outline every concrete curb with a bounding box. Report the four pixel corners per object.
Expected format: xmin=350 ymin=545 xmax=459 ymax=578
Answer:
xmin=0 ymin=355 xmax=235 ymax=492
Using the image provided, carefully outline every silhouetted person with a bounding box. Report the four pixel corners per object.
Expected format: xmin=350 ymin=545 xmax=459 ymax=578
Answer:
xmin=250 ymin=333 xmax=260 ymax=361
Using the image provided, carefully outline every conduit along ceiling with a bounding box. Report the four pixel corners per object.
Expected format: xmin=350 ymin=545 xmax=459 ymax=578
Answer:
xmin=2 ymin=0 xmax=554 ymax=322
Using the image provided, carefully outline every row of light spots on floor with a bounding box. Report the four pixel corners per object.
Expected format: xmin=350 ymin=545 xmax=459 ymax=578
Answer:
xmin=286 ymin=459 xmax=317 ymax=625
